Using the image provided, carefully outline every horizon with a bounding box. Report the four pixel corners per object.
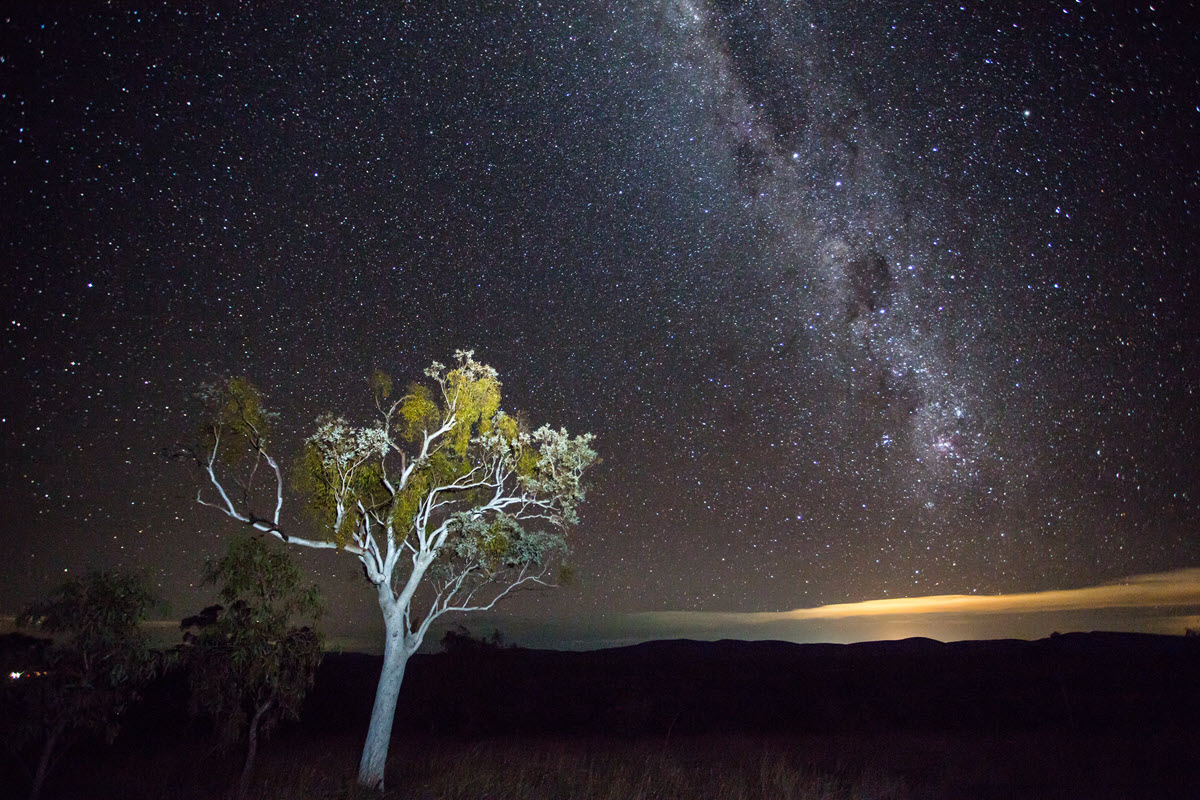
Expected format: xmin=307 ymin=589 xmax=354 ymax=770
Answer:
xmin=8 ymin=566 xmax=1195 ymax=654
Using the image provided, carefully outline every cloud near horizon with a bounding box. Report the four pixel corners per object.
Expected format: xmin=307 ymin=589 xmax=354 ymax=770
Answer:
xmin=776 ymin=567 xmax=1200 ymax=619
xmin=625 ymin=568 xmax=1200 ymax=643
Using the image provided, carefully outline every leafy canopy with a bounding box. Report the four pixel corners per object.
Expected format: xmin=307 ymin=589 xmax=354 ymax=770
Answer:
xmin=183 ymin=533 xmax=323 ymax=749
xmin=196 ymin=377 xmax=279 ymax=465
xmin=294 ymin=350 xmax=597 ymax=559
xmin=5 ymin=572 xmax=160 ymax=754
xmin=16 ymin=571 xmax=159 ymax=691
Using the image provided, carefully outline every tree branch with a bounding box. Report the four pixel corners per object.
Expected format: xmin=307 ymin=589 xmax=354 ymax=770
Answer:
xmin=199 ymin=446 xmax=359 ymax=554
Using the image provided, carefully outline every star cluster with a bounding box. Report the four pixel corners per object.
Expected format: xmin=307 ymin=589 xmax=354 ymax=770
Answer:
xmin=1 ymin=2 xmax=1196 ymax=638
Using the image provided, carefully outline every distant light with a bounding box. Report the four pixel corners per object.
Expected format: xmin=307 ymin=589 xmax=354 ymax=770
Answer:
xmin=9 ymin=671 xmax=21 ymax=680
xmin=1022 ymin=109 xmax=1031 ymax=118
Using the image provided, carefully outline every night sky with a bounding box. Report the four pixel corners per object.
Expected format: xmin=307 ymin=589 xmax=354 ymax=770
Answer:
xmin=2 ymin=2 xmax=1197 ymax=650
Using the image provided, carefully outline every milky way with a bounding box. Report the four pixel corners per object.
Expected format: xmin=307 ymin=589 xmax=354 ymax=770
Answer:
xmin=1 ymin=3 xmax=1196 ymax=641
xmin=617 ymin=0 xmax=1199 ymax=610
xmin=663 ymin=0 xmax=994 ymax=505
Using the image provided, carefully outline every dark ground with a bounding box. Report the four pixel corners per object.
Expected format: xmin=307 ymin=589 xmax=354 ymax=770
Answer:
xmin=4 ymin=632 xmax=1199 ymax=798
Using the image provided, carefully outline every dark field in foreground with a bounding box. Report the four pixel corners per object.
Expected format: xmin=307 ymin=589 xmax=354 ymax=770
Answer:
xmin=7 ymin=633 xmax=1200 ymax=798
xmin=34 ymin=729 xmax=1200 ymax=800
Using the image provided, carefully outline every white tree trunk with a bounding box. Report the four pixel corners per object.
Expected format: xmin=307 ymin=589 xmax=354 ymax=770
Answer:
xmin=356 ymin=612 xmax=410 ymax=791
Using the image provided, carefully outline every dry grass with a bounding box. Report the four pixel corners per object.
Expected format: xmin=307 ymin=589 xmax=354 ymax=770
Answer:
xmin=22 ymin=727 xmax=1199 ymax=800
xmin=250 ymin=734 xmax=909 ymax=800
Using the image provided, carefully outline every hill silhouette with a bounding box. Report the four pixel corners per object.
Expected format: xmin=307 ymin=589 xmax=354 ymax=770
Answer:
xmin=301 ymin=632 xmax=1200 ymax=737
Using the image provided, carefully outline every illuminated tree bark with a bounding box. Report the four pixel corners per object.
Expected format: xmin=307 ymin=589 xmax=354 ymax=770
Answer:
xmin=185 ymin=351 xmax=597 ymax=792
xmin=358 ymin=599 xmax=408 ymax=788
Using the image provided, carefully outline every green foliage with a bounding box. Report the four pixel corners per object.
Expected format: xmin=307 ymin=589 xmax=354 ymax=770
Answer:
xmin=335 ymin=461 xmax=387 ymax=547
xmin=183 ymin=534 xmax=323 ymax=752
xmin=221 ymin=377 xmax=272 ymax=432
xmin=427 ymin=450 xmax=471 ymax=484
xmin=479 ymin=522 xmax=511 ymax=563
xmin=196 ymin=377 xmax=277 ymax=468
xmin=515 ymin=426 xmax=598 ymax=526
xmin=556 ymin=563 xmax=577 ymax=587
xmin=397 ymin=383 xmax=440 ymax=444
xmin=284 ymin=351 xmax=596 ymax=571
xmin=293 ymin=416 xmax=389 ymax=547
xmin=292 ymin=441 xmax=338 ymax=526
xmin=516 ymin=446 xmax=542 ymax=479
xmin=443 ymin=352 xmax=502 ymax=455
xmin=389 ymin=451 xmax=472 ymax=533
xmin=3 ymin=572 xmax=160 ymax=796
xmin=487 ymin=411 xmax=541 ymax=478
xmin=442 ymin=512 xmax=568 ymax=579
xmin=492 ymin=410 xmax=521 ymax=442
xmin=369 ymin=369 xmax=393 ymax=402
xmin=391 ymin=468 xmax=429 ymax=532
xmin=16 ymin=571 xmax=158 ymax=679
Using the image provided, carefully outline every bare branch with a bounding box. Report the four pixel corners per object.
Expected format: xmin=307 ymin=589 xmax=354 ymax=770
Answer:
xmin=417 ymin=565 xmax=552 ymax=645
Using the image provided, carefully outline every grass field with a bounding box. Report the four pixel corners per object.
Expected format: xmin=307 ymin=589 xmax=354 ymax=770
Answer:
xmin=9 ymin=635 xmax=1200 ymax=798
xmin=25 ymin=727 xmax=1198 ymax=800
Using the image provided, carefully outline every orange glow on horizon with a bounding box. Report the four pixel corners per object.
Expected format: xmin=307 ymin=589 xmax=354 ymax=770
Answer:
xmin=778 ymin=567 xmax=1200 ymax=620
xmin=636 ymin=568 xmax=1200 ymax=630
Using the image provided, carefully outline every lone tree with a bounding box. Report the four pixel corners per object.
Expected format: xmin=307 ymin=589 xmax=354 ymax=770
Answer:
xmin=6 ymin=572 xmax=159 ymax=800
xmin=184 ymin=350 xmax=597 ymax=791
xmin=182 ymin=533 xmax=323 ymax=800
